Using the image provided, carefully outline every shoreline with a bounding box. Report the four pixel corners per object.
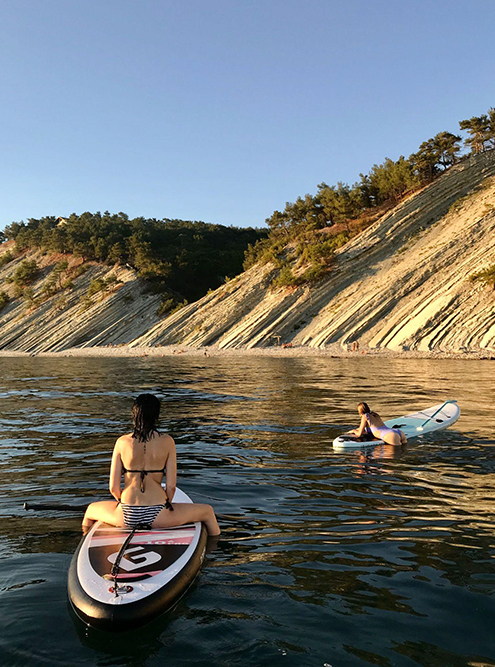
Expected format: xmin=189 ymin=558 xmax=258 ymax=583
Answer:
xmin=0 ymin=344 xmax=494 ymax=360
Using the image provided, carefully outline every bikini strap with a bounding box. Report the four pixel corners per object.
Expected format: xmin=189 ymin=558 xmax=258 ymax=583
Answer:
xmin=122 ymin=468 xmax=166 ymax=493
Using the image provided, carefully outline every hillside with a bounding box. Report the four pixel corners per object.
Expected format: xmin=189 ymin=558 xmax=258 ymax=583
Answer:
xmin=0 ymin=250 xmax=162 ymax=352
xmin=130 ymin=150 xmax=495 ymax=353
xmin=1 ymin=151 xmax=495 ymax=355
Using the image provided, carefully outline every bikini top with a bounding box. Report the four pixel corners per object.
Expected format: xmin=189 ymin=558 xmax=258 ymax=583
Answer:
xmin=122 ymin=431 xmax=167 ymax=493
xmin=122 ymin=464 xmax=166 ymax=493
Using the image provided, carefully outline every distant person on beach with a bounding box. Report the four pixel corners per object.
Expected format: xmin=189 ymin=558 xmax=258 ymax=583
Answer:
xmin=349 ymin=402 xmax=407 ymax=446
xmin=82 ymin=393 xmax=220 ymax=535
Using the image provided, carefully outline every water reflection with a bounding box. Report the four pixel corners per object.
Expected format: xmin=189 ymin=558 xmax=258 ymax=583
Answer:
xmin=0 ymin=356 xmax=495 ymax=666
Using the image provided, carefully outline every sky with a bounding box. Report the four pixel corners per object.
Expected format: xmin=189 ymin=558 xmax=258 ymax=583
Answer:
xmin=0 ymin=0 xmax=494 ymax=231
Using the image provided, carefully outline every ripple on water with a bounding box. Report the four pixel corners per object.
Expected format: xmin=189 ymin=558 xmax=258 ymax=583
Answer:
xmin=0 ymin=356 xmax=495 ymax=666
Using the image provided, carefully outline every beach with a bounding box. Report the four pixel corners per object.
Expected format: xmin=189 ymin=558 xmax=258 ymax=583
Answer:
xmin=1 ymin=344 xmax=493 ymax=359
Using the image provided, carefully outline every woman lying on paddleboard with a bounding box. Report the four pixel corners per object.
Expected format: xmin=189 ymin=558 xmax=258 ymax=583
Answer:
xmin=82 ymin=393 xmax=220 ymax=535
xmin=350 ymin=402 xmax=407 ymax=446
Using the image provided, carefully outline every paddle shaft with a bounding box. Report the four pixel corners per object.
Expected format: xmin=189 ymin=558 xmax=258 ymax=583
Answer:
xmin=24 ymin=501 xmax=88 ymax=513
xmin=419 ymin=400 xmax=456 ymax=428
xmin=23 ymin=501 xmax=242 ymax=523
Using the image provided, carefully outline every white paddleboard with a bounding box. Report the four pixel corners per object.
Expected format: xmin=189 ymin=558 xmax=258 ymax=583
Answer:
xmin=333 ymin=400 xmax=460 ymax=450
xmin=68 ymin=487 xmax=207 ymax=631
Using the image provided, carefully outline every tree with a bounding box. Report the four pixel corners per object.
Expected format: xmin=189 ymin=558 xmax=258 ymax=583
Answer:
xmin=487 ymin=108 xmax=495 ymax=149
xmin=432 ymin=131 xmax=462 ymax=169
xmin=459 ymin=114 xmax=492 ymax=153
xmin=0 ymin=291 xmax=9 ymax=312
xmin=12 ymin=260 xmax=39 ymax=286
xmin=368 ymin=157 xmax=416 ymax=203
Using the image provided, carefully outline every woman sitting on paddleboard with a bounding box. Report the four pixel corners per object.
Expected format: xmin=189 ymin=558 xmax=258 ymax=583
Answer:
xmin=351 ymin=402 xmax=407 ymax=446
xmin=82 ymin=393 xmax=220 ymax=535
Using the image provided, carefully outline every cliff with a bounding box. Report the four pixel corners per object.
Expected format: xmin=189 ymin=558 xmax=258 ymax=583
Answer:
xmin=131 ymin=151 xmax=495 ymax=352
xmin=0 ymin=251 xmax=161 ymax=353
xmin=1 ymin=151 xmax=495 ymax=354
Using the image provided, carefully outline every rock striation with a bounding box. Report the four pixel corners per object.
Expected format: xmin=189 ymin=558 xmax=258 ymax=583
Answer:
xmin=132 ymin=151 xmax=495 ymax=352
xmin=0 ymin=252 xmax=161 ymax=353
xmin=1 ymin=151 xmax=495 ymax=353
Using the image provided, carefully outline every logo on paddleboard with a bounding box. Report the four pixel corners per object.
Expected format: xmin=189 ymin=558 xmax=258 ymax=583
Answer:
xmin=89 ymin=530 xmax=191 ymax=582
xmin=108 ymin=546 xmax=161 ymax=571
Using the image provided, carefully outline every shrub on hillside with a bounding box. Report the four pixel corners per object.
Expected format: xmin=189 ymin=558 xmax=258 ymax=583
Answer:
xmin=0 ymin=251 xmax=15 ymax=269
xmin=469 ymin=265 xmax=495 ymax=290
xmin=0 ymin=290 xmax=9 ymax=312
xmin=12 ymin=260 xmax=39 ymax=286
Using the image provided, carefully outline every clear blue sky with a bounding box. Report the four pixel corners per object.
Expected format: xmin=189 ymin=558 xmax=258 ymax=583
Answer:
xmin=1 ymin=0 xmax=494 ymax=230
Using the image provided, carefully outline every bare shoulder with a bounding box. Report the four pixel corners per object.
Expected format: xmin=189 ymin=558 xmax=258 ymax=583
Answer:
xmin=114 ymin=433 xmax=133 ymax=450
xmin=158 ymin=433 xmax=175 ymax=449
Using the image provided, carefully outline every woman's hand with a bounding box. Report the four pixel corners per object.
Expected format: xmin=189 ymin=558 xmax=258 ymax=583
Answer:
xmin=354 ymin=414 xmax=368 ymax=438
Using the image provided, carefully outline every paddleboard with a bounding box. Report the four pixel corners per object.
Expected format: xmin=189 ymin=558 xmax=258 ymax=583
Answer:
xmin=333 ymin=400 xmax=460 ymax=450
xmin=68 ymin=487 xmax=207 ymax=631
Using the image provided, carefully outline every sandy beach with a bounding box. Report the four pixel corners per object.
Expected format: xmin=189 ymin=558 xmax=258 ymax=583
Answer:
xmin=0 ymin=344 xmax=493 ymax=360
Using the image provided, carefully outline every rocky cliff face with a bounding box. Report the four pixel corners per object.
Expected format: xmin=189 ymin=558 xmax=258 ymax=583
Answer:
xmin=131 ymin=151 xmax=495 ymax=352
xmin=0 ymin=251 xmax=161 ymax=353
xmin=2 ymin=151 xmax=495 ymax=354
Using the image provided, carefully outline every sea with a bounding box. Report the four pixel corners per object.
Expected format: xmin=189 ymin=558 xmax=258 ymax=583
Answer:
xmin=0 ymin=355 xmax=494 ymax=667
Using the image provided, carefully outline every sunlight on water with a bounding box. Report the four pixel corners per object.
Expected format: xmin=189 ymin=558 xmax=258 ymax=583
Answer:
xmin=0 ymin=356 xmax=494 ymax=666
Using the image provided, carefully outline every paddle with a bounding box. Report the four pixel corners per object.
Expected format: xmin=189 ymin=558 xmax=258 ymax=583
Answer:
xmin=416 ymin=399 xmax=457 ymax=431
xmin=23 ymin=501 xmax=247 ymax=523
xmin=24 ymin=501 xmax=88 ymax=512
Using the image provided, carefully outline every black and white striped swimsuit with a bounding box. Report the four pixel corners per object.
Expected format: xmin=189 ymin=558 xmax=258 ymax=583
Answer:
xmin=120 ymin=503 xmax=165 ymax=529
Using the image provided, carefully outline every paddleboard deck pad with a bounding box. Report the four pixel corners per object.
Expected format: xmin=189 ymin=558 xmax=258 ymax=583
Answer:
xmin=333 ymin=400 xmax=460 ymax=450
xmin=68 ymin=488 xmax=207 ymax=631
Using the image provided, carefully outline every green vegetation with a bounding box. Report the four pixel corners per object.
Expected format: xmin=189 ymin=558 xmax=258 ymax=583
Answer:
xmin=459 ymin=109 xmax=495 ymax=154
xmin=77 ymin=274 xmax=124 ymax=311
xmin=22 ymin=286 xmax=37 ymax=308
xmin=0 ymin=290 xmax=9 ymax=312
xmin=87 ymin=275 xmax=121 ymax=297
xmin=0 ymin=250 xmax=15 ymax=269
xmin=41 ymin=260 xmax=69 ymax=298
xmin=247 ymin=106 xmax=495 ymax=287
xmin=2 ymin=105 xmax=494 ymax=305
xmin=4 ymin=214 xmax=266 ymax=310
xmin=10 ymin=260 xmax=39 ymax=287
xmin=469 ymin=265 xmax=495 ymax=290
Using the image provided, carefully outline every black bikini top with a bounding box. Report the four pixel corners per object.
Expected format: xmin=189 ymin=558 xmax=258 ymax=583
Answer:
xmin=123 ymin=431 xmax=167 ymax=493
xmin=122 ymin=465 xmax=166 ymax=493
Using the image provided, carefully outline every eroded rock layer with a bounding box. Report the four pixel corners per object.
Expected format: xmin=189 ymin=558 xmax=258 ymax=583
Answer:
xmin=0 ymin=253 xmax=160 ymax=353
xmin=132 ymin=151 xmax=495 ymax=352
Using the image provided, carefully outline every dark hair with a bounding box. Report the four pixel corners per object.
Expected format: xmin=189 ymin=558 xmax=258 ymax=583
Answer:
xmin=132 ymin=394 xmax=161 ymax=442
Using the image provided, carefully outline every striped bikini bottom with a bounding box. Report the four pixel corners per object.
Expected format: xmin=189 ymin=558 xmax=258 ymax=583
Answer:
xmin=120 ymin=503 xmax=165 ymax=529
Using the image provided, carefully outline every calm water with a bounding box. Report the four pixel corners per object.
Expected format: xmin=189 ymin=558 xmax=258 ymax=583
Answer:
xmin=0 ymin=355 xmax=494 ymax=667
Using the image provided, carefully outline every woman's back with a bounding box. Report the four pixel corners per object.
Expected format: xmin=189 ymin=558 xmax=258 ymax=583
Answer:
xmin=364 ymin=411 xmax=386 ymax=428
xmin=119 ymin=432 xmax=174 ymax=505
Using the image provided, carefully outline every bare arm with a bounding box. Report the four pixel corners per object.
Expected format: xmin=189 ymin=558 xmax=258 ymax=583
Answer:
xmin=354 ymin=414 xmax=368 ymax=438
xmin=165 ymin=437 xmax=177 ymax=502
xmin=109 ymin=439 xmax=123 ymax=502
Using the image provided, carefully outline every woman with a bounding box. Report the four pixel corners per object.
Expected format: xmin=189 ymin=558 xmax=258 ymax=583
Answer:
xmin=82 ymin=393 xmax=220 ymax=535
xmin=351 ymin=402 xmax=407 ymax=446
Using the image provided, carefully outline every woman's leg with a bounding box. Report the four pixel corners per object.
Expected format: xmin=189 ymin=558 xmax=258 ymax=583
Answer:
xmin=152 ymin=502 xmax=221 ymax=536
xmin=82 ymin=500 xmax=123 ymax=532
